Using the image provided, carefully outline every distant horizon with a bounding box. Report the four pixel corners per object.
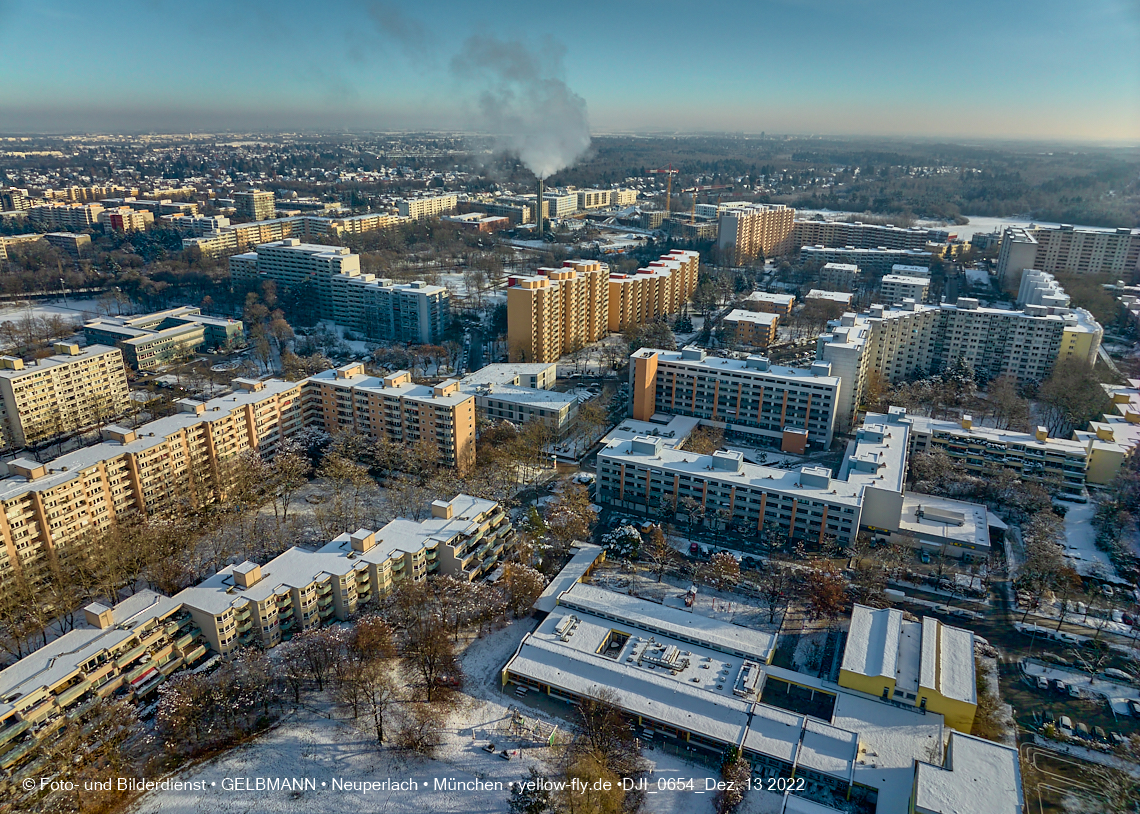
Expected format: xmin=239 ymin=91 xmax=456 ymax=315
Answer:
xmin=0 ymin=0 xmax=1136 ymax=141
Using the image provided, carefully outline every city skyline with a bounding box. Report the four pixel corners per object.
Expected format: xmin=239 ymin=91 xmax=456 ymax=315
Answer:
xmin=0 ymin=0 xmax=1136 ymax=141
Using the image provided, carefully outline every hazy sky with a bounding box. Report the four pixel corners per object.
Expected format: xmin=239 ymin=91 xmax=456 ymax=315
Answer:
xmin=1 ymin=0 xmax=1138 ymax=140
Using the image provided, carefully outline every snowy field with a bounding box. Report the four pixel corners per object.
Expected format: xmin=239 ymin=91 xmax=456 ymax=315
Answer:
xmin=129 ymin=620 xmax=730 ymax=814
xmin=0 ymin=296 xmax=111 ymax=327
xmin=1061 ymin=502 xmax=1119 ymax=580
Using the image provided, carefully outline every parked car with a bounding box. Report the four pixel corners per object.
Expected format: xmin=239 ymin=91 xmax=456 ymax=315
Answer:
xmin=689 ymin=542 xmax=700 ymax=556
xmin=1068 ymin=684 xmax=1082 ymax=699
xmin=1104 ymin=668 xmax=1134 ymax=682
xmin=1128 ymin=700 xmax=1140 ymax=718
xmin=1036 ymin=676 xmax=1050 ymax=690
xmin=1111 ymin=732 xmax=1127 ymax=746
xmin=919 ymin=551 xmax=931 ymax=564
xmin=1094 ymin=726 xmax=1108 ymax=741
xmin=1050 ymin=678 xmax=1067 ymax=694
xmin=1058 ymin=716 xmax=1074 ymax=738
xmin=1076 ymin=722 xmax=1091 ymax=739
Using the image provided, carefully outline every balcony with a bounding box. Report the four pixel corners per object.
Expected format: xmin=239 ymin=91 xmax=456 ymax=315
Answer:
xmin=114 ymin=642 xmax=148 ymax=669
xmin=236 ymin=619 xmax=253 ymax=634
xmin=316 ymin=582 xmax=333 ymax=596
xmin=318 ymin=605 xmax=335 ymax=619
xmin=54 ymin=680 xmax=92 ymax=709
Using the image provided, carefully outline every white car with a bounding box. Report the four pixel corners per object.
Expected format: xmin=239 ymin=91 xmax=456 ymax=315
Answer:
xmin=1058 ymin=716 xmax=1074 ymax=738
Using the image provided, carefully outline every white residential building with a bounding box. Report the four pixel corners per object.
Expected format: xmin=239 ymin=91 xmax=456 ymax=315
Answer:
xmin=398 ymin=194 xmax=458 ymax=220
xmin=880 ymin=274 xmax=930 ymax=304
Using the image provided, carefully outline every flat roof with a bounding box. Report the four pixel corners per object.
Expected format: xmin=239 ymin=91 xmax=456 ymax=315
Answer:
xmin=913 ymin=731 xmax=1022 ymax=814
xmin=745 ymin=291 xmax=795 ymax=304
xmin=841 ymin=605 xmax=902 ymax=681
xmin=903 ymin=414 xmax=1089 ymax=456
xmin=0 ymin=344 xmax=120 ymax=379
xmin=899 ymin=493 xmax=990 ymax=552
xmin=724 ymin=309 xmax=779 ymax=326
xmin=881 ymin=274 xmax=931 ymax=286
xmin=462 ymin=382 xmax=576 ymax=409
xmin=632 ymin=347 xmax=840 ymax=387
xmin=307 ymin=368 xmax=472 ymax=408
xmin=838 ymin=414 xmax=910 ymax=495
xmin=600 ymin=414 xmax=700 ymax=449
xmin=806 ymin=290 xmax=854 ymax=303
xmin=534 ymin=543 xmax=606 ymax=613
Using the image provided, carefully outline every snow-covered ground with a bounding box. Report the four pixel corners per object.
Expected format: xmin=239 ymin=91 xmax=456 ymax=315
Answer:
xmin=0 ymin=296 xmax=112 ymax=328
xmin=963 ymin=267 xmax=991 ymax=287
xmin=1021 ymin=658 xmax=1139 ymax=715
xmin=129 ymin=620 xmax=726 ymax=814
xmin=1061 ymin=502 xmax=1119 ymax=580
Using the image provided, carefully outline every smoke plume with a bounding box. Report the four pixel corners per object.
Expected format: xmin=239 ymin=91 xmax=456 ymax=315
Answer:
xmin=451 ymin=35 xmax=591 ymax=179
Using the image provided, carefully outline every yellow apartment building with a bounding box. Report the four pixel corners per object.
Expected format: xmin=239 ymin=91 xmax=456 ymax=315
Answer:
xmin=722 ymin=309 xmax=778 ymax=348
xmin=507 ymin=260 xmax=611 ymax=363
xmin=0 ymin=343 xmax=130 ymax=449
xmin=716 ymin=204 xmax=795 ymax=264
xmin=305 ymin=365 xmax=476 ymax=474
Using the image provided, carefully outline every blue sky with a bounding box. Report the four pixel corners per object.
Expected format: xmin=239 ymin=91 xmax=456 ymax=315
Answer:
xmin=0 ymin=0 xmax=1137 ymax=139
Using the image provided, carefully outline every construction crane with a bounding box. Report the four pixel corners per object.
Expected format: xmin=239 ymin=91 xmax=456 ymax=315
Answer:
xmin=649 ymin=164 xmax=678 ymax=214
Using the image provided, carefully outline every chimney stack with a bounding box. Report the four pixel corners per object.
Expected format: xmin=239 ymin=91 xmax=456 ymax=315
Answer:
xmin=536 ymin=176 xmax=545 ymax=236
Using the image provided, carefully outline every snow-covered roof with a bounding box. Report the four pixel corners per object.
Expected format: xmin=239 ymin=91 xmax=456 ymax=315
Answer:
xmin=841 ymin=605 xmax=902 ymax=681
xmin=903 ymin=414 xmax=1089 ymax=458
xmin=839 ymin=414 xmax=910 ymax=496
xmin=744 ymin=291 xmax=795 ymax=306
xmin=724 ymin=309 xmax=779 ymax=326
xmin=924 ymin=618 xmax=977 ymax=706
xmin=898 ymin=494 xmax=991 ymax=553
xmin=599 ymin=414 xmax=700 ymax=449
xmin=913 ymin=731 xmax=1023 ymax=814
xmin=560 ymin=583 xmax=777 ymax=662
xmin=534 ymin=543 xmax=605 ymax=614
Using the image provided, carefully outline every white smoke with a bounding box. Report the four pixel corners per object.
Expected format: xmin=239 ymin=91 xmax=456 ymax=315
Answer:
xmin=451 ymin=35 xmax=591 ymax=180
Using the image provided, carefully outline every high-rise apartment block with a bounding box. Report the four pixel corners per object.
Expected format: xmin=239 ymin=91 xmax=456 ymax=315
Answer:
xmin=27 ymin=202 xmax=104 ymax=231
xmin=232 ymin=190 xmax=275 ymax=221
xmin=801 ymin=246 xmax=933 ymax=278
xmin=817 ymin=299 xmax=1103 ymax=425
xmin=997 ymin=224 xmax=1140 ymax=288
xmin=716 ymin=204 xmax=795 ymax=264
xmin=792 ymin=220 xmax=948 ymax=251
xmin=1 ymin=188 xmax=31 ymax=211
xmin=607 ymin=251 xmax=700 ymax=332
xmin=398 ymin=194 xmax=458 ymax=220
xmin=0 ymin=378 xmax=307 ymax=582
xmin=306 ymin=365 xmax=475 ymax=474
xmin=543 ymin=193 xmax=578 ymax=217
xmin=231 ymin=239 xmax=450 ymax=345
xmin=0 ymin=344 xmax=130 ymax=449
xmin=818 ymin=262 xmax=859 ymax=291
xmin=630 ymin=347 xmax=839 ymax=452
xmin=880 ymin=274 xmax=930 ymax=304
xmin=97 ymin=206 xmax=154 ymax=232
xmin=85 ymin=306 xmax=244 ymax=370
xmin=722 ymin=310 xmax=779 ymax=348
xmin=43 ymin=232 xmax=92 ymax=257
xmin=507 ymin=260 xmax=612 ymax=363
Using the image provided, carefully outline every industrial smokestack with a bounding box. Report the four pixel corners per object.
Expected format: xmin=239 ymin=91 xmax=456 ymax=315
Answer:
xmin=536 ymin=176 xmax=545 ymax=237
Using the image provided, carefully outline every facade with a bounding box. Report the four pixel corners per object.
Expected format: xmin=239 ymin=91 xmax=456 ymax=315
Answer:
xmin=905 ymin=414 xmax=1090 ymax=500
xmin=305 ymin=365 xmax=476 ymax=474
xmin=839 ymin=604 xmax=977 ymax=732
xmin=1017 ymin=269 xmax=1071 ymax=308
xmin=0 ymin=344 xmax=130 ymax=449
xmin=184 ymin=213 xmax=407 ymax=257
xmin=177 ymin=494 xmax=513 ymax=654
xmin=458 ymin=363 xmax=577 ymax=437
xmin=879 ymin=274 xmax=930 ymax=304
xmin=330 ymin=273 xmax=451 ymax=344
xmin=85 ymin=306 xmax=244 ymax=369
xmin=723 ymin=310 xmax=778 ymax=348
xmin=1 ymin=188 xmax=31 ymax=211
xmin=791 ymin=220 xmax=947 ymax=250
xmin=817 ymin=263 xmax=859 ymax=291
xmin=817 ymin=299 xmax=1102 ymax=425
xmin=0 ymin=378 xmax=307 ymax=584
xmin=233 ymin=190 xmax=275 ymax=221
xmin=997 ymin=224 xmax=1140 ymax=288
xmin=801 ymin=246 xmax=933 ymax=279
xmin=805 ymin=290 xmax=854 ymax=307
xmin=161 ymin=213 xmax=231 ymax=235
xmin=606 ymin=250 xmax=700 ymax=332
xmin=0 ymin=591 xmax=206 ymax=772
xmin=543 ymin=193 xmax=578 ymax=217
xmin=1075 ymin=380 xmax=1140 ymax=485
xmin=742 ymin=291 xmax=795 ymax=316
xmin=27 ymin=202 xmax=104 ymax=230
xmin=598 ymin=435 xmax=860 ymax=545
xmin=717 ymin=204 xmax=795 ymax=264
xmin=97 ymin=206 xmax=154 ymax=232
xmin=507 ymin=259 xmax=612 ymax=363
xmin=43 ymin=232 xmax=91 ymax=257
xmin=441 ymin=213 xmax=510 ymax=232
xmin=398 ymin=193 xmax=458 ymax=220
xmin=630 ymin=347 xmax=840 ymax=451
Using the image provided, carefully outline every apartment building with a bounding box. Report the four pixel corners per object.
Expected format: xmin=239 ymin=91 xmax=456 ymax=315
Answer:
xmin=629 ymin=347 xmax=839 ymax=452
xmin=85 ymin=306 xmax=244 ymax=369
xmin=178 ymin=494 xmax=513 ymax=654
xmin=229 ymin=238 xmax=361 ymax=323
xmin=543 ymin=192 xmax=578 ymax=217
xmin=740 ymin=291 xmax=795 ymax=317
xmin=1073 ymin=380 xmax=1140 ymax=485
xmin=330 ymin=273 xmax=451 ymax=344
xmin=805 ymin=289 xmax=854 ymax=307
xmin=722 ymin=310 xmax=778 ymax=348
xmin=0 ymin=591 xmax=206 ymax=772
xmin=905 ymin=413 xmax=1090 ymax=500
xmin=606 ymin=250 xmax=700 ymax=332
xmin=97 ymin=206 xmax=154 ymax=232
xmin=398 ymin=193 xmax=458 ymax=220
xmin=161 ymin=213 xmax=231 ymax=236
xmin=1017 ymin=269 xmax=1071 ymax=308
xmin=326 ymin=211 xmax=406 ymax=235
xmin=1 ymin=188 xmax=31 ymax=211
xmin=0 ymin=344 xmax=130 ymax=449
xmin=458 ymin=363 xmax=577 ymax=437
xmin=507 ymin=259 xmax=611 ymax=363
xmin=801 ymin=246 xmax=934 ymax=278
xmin=716 ymin=204 xmax=795 ymax=264
xmin=305 ymin=365 xmax=476 ymax=474
xmin=102 ymin=197 xmax=198 ymax=217
xmin=817 ymin=298 xmax=1101 ymax=425
xmin=233 ymin=190 xmax=275 ymax=221
xmin=818 ymin=262 xmax=859 ymax=291
xmin=43 ymin=232 xmax=91 ymax=257
xmin=27 ymin=202 xmax=104 ymax=230
xmin=997 ymin=224 xmax=1140 ymax=288
xmin=791 ymin=220 xmax=948 ymax=251
xmin=0 ymin=378 xmax=307 ymax=583
xmin=598 ymin=435 xmax=861 ymax=546
xmin=880 ymin=273 xmax=930 ymax=304
xmin=576 ymin=189 xmax=613 ymax=210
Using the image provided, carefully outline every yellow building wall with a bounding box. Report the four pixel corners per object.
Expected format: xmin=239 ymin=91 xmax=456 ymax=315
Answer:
xmin=838 ymin=669 xmax=895 ymax=700
xmin=920 ymin=688 xmax=977 ymax=733
xmin=1061 ymin=327 xmax=1099 ymax=366
xmin=1087 ymin=445 xmax=1126 ymax=485
xmin=632 ymin=354 xmax=658 ymax=421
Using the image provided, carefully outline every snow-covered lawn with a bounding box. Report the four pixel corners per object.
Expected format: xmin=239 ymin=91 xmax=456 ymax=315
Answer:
xmin=1061 ymin=502 xmax=1118 ymax=580
xmin=129 ymin=619 xmax=726 ymax=814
